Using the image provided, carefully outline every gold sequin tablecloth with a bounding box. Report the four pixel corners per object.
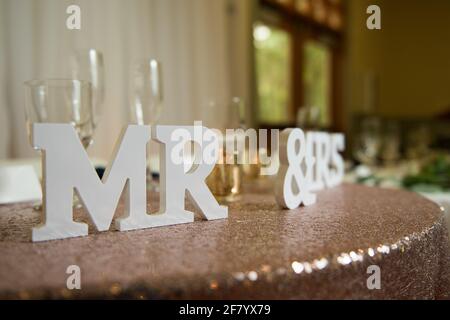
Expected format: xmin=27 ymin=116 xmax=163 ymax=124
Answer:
xmin=0 ymin=182 xmax=449 ymax=299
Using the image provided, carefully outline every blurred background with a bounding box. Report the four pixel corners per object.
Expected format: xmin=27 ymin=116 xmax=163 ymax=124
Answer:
xmin=1 ymin=0 xmax=450 ymax=196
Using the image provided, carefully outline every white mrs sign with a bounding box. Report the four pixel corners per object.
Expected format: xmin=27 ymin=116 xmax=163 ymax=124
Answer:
xmin=275 ymin=128 xmax=345 ymax=210
xmin=31 ymin=124 xmax=227 ymax=242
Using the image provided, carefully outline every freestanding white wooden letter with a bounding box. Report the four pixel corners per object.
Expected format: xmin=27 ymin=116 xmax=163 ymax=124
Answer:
xmin=154 ymin=125 xmax=227 ymax=225
xmin=32 ymin=123 xmax=151 ymax=241
xmin=275 ymin=128 xmax=316 ymax=209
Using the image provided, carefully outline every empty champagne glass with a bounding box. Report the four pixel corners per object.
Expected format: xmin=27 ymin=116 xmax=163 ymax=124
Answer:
xmin=24 ymin=79 xmax=94 ymax=209
xmin=353 ymin=117 xmax=382 ymax=166
xmin=380 ymin=121 xmax=401 ymax=166
xmin=296 ymin=106 xmax=321 ymax=130
xmin=406 ymin=124 xmax=432 ymax=160
xmin=129 ymin=59 xmax=163 ymax=189
xmin=71 ymin=49 xmax=104 ymax=128
xmin=205 ymin=98 xmax=244 ymax=202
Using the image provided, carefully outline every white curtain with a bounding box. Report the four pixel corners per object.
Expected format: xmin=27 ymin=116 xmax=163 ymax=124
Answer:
xmin=0 ymin=0 xmax=251 ymax=160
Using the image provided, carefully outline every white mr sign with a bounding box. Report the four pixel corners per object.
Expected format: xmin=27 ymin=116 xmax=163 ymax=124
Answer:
xmin=31 ymin=124 xmax=226 ymax=242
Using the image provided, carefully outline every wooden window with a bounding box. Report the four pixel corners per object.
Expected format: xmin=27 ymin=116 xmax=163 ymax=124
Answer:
xmin=254 ymin=0 xmax=344 ymax=131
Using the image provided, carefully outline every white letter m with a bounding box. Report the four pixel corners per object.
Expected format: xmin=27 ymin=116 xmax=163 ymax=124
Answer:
xmin=31 ymin=124 xmax=150 ymax=242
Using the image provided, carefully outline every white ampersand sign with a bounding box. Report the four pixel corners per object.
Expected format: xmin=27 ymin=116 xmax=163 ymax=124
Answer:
xmin=275 ymin=128 xmax=317 ymax=209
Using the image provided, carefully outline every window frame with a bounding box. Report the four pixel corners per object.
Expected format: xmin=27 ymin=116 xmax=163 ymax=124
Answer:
xmin=254 ymin=0 xmax=344 ymax=131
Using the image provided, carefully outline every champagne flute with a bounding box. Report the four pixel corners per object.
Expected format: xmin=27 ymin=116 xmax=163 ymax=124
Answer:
xmin=353 ymin=117 xmax=382 ymax=166
xmin=71 ymin=49 xmax=104 ymax=129
xmin=296 ymin=105 xmax=321 ymax=130
xmin=205 ymin=98 xmax=244 ymax=202
xmin=129 ymin=59 xmax=163 ymax=189
xmin=380 ymin=121 xmax=401 ymax=166
xmin=24 ymin=79 xmax=94 ymax=209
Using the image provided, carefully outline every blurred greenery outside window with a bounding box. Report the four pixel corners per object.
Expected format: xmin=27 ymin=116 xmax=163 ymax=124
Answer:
xmin=254 ymin=23 xmax=291 ymax=125
xmin=253 ymin=22 xmax=332 ymax=127
xmin=303 ymin=40 xmax=332 ymax=127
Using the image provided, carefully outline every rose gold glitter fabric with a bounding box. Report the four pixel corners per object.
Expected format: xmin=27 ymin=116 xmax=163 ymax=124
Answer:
xmin=0 ymin=182 xmax=449 ymax=299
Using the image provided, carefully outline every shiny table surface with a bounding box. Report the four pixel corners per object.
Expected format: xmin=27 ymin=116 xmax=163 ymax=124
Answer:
xmin=0 ymin=181 xmax=449 ymax=299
